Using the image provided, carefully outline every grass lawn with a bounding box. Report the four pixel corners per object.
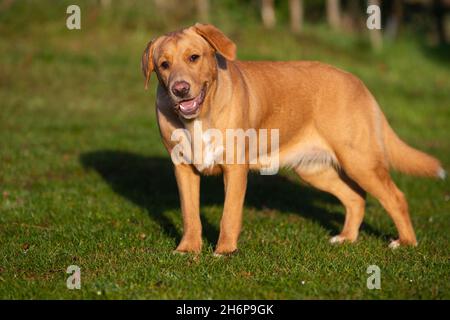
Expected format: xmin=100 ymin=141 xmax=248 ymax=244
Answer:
xmin=0 ymin=1 xmax=449 ymax=299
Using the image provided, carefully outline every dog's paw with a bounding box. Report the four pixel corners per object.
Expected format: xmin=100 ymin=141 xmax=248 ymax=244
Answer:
xmin=212 ymin=252 xmax=225 ymax=258
xmin=213 ymin=249 xmax=238 ymax=258
xmin=174 ymin=241 xmax=202 ymax=254
xmin=214 ymin=243 xmax=238 ymax=257
xmin=388 ymin=239 xmax=401 ymax=249
xmin=330 ymin=235 xmax=352 ymax=244
xmin=173 ymin=248 xmax=201 ymax=255
xmin=330 ymin=234 xmax=358 ymax=245
xmin=172 ymin=250 xmax=188 ymax=255
xmin=388 ymin=239 xmax=418 ymax=249
xmin=214 ymin=239 xmax=238 ymax=256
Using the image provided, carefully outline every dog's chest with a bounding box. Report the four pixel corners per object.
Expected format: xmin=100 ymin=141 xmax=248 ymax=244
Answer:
xmin=192 ymin=127 xmax=224 ymax=172
xmin=166 ymin=119 xmax=225 ymax=173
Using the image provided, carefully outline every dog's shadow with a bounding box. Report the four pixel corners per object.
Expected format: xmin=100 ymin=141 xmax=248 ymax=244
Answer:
xmin=79 ymin=150 xmax=384 ymax=246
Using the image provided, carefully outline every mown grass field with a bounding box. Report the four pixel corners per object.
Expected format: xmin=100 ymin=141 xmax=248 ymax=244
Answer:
xmin=0 ymin=1 xmax=449 ymax=299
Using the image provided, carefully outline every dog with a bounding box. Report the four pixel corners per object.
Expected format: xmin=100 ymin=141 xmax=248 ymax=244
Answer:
xmin=141 ymin=23 xmax=444 ymax=255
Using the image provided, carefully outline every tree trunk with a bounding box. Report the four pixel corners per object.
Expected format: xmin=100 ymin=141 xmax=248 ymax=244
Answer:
xmin=195 ymin=0 xmax=209 ymax=23
xmin=368 ymin=0 xmax=383 ymax=51
xmin=99 ymin=0 xmax=111 ymax=7
xmin=0 ymin=0 xmax=14 ymax=11
xmin=326 ymin=0 xmax=341 ymax=30
xmin=347 ymin=0 xmax=362 ymax=32
xmin=433 ymin=0 xmax=448 ymax=44
xmin=386 ymin=0 xmax=403 ymax=40
xmin=289 ymin=0 xmax=303 ymax=34
xmin=261 ymin=0 xmax=276 ymax=29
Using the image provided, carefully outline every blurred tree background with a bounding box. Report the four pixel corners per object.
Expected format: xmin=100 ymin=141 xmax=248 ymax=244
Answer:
xmin=1 ymin=0 xmax=449 ymax=47
xmin=0 ymin=0 xmax=449 ymax=299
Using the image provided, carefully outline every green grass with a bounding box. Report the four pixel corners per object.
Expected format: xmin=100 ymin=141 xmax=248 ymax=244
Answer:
xmin=0 ymin=1 xmax=449 ymax=299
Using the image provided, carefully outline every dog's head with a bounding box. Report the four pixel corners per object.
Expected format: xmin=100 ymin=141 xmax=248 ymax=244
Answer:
xmin=141 ymin=23 xmax=236 ymax=120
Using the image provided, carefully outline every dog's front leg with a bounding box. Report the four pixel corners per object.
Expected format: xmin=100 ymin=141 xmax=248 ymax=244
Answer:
xmin=174 ymin=164 xmax=202 ymax=254
xmin=215 ymin=166 xmax=248 ymax=255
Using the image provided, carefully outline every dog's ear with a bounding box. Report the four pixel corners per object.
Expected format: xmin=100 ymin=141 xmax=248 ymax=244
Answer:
xmin=141 ymin=38 xmax=157 ymax=90
xmin=193 ymin=23 xmax=236 ymax=61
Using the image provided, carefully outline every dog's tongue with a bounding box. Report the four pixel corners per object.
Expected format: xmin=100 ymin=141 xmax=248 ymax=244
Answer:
xmin=179 ymin=99 xmax=197 ymax=113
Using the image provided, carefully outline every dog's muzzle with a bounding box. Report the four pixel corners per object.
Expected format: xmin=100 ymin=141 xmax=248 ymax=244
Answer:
xmin=175 ymin=85 xmax=206 ymax=119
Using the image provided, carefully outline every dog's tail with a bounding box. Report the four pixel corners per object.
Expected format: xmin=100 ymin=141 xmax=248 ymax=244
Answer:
xmin=382 ymin=116 xmax=445 ymax=179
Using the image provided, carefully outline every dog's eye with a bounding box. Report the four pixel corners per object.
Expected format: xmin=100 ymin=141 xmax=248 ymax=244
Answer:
xmin=189 ymin=54 xmax=200 ymax=62
xmin=160 ymin=61 xmax=170 ymax=70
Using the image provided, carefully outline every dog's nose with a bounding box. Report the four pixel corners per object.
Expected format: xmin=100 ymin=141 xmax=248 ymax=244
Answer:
xmin=171 ymin=81 xmax=190 ymax=98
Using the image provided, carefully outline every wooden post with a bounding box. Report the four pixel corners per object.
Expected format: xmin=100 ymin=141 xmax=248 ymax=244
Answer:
xmin=368 ymin=0 xmax=383 ymax=51
xmin=326 ymin=0 xmax=341 ymax=30
xmin=289 ymin=0 xmax=304 ymax=34
xmin=261 ymin=0 xmax=276 ymax=29
xmin=386 ymin=0 xmax=403 ymax=40
xmin=195 ymin=0 xmax=209 ymax=23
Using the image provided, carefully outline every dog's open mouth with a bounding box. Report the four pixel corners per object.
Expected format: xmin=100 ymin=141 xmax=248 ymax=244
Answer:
xmin=176 ymin=86 xmax=206 ymax=119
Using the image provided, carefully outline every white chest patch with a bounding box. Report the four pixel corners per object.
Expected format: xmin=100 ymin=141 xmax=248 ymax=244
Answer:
xmin=193 ymin=130 xmax=224 ymax=172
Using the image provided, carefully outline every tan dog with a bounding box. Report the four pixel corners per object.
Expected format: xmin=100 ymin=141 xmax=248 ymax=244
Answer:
xmin=141 ymin=23 xmax=444 ymax=255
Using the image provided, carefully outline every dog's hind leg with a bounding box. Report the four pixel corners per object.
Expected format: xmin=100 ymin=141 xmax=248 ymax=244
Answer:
xmin=296 ymin=167 xmax=366 ymax=243
xmin=337 ymin=150 xmax=417 ymax=247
